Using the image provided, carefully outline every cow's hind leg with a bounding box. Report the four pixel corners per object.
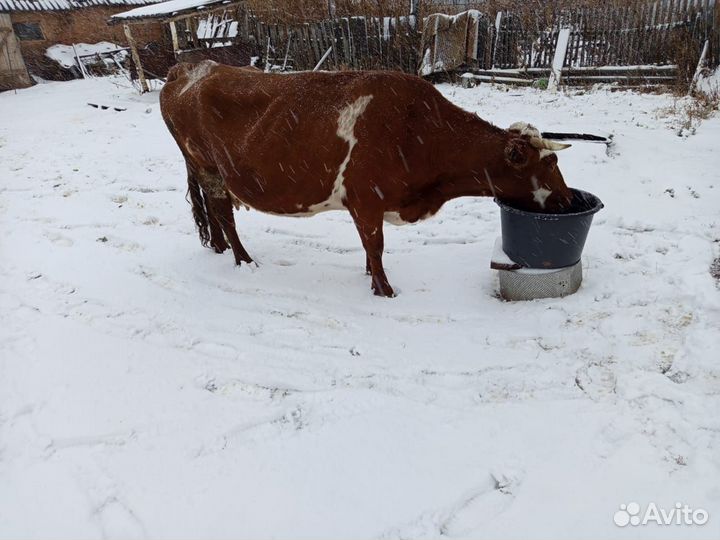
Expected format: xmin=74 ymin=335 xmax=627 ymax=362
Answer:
xmin=186 ymin=166 xmax=211 ymax=248
xmin=195 ymin=169 xmax=253 ymax=266
xmin=187 ymin=166 xmax=227 ymax=253
xmin=203 ymin=190 xmax=229 ymax=254
xmin=350 ymin=210 xmax=394 ymax=297
xmin=206 ymin=194 xmax=253 ymax=266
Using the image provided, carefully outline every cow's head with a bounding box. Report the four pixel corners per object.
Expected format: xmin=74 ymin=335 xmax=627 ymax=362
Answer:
xmin=495 ymin=122 xmax=573 ymax=213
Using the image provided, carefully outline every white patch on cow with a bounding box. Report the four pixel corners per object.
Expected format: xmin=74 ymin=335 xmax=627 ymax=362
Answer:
xmin=229 ymin=192 xmax=249 ymax=211
xmin=306 ymin=95 xmax=374 ymax=215
xmin=508 ymin=122 xmax=541 ymax=138
xmin=383 ymin=209 xmax=436 ymax=225
xmin=509 ymin=122 xmax=557 ymax=159
xmin=530 ymin=175 xmax=552 ymax=209
xmin=383 ymin=211 xmax=409 ymax=225
xmin=178 ymin=61 xmax=216 ymax=96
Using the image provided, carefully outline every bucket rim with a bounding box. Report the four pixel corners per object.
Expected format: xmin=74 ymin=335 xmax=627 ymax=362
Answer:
xmin=495 ymin=188 xmax=604 ymax=219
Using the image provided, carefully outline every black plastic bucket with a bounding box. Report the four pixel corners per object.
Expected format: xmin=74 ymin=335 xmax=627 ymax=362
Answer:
xmin=496 ymin=188 xmax=604 ymax=269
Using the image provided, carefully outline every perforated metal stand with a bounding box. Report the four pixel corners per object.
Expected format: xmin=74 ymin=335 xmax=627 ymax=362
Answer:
xmin=490 ymin=238 xmax=583 ymax=301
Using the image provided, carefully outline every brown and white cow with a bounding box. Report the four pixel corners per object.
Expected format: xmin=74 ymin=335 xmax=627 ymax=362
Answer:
xmin=160 ymin=61 xmax=572 ymax=297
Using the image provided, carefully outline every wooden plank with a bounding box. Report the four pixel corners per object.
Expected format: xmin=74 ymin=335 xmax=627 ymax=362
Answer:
xmin=313 ymin=46 xmax=333 ymax=71
xmin=320 ymin=21 xmax=336 ymax=69
xmin=264 ymin=34 xmax=271 ymax=72
xmin=123 ymin=24 xmax=148 ymax=93
xmin=341 ymin=18 xmax=352 ymax=68
xmin=617 ymin=4 xmax=629 ymax=64
xmin=348 ymin=17 xmax=357 ymax=69
xmin=491 ymin=11 xmax=503 ymax=69
xmin=688 ymin=38 xmax=710 ymax=93
xmin=0 ymin=13 xmax=32 ymax=90
xmin=395 ymin=16 xmax=402 ymax=71
xmin=301 ymin=24 xmax=312 ymax=68
xmin=169 ymin=21 xmax=179 ymax=54
xmin=547 ymin=27 xmax=570 ymax=91
xmin=281 ymin=29 xmax=292 ymax=71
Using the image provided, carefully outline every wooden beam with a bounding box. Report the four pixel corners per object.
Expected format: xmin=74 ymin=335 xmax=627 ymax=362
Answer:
xmin=313 ymin=46 xmax=333 ymax=71
xmin=547 ymin=28 xmax=570 ymax=92
xmin=123 ymin=24 xmax=149 ymax=93
xmin=169 ymin=20 xmax=179 ymax=53
xmin=688 ymin=39 xmax=710 ymax=95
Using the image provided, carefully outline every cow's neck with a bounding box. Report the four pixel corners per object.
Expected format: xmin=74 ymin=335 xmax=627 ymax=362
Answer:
xmin=430 ymin=108 xmax=510 ymax=201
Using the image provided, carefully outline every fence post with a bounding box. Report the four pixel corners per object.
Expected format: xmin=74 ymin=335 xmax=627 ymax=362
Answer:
xmin=547 ymin=27 xmax=570 ymax=92
xmin=169 ymin=21 xmax=179 ymax=54
xmin=328 ymin=0 xmax=336 ymax=19
xmin=688 ymin=38 xmax=710 ymax=95
xmin=491 ymin=12 xmax=503 ymax=69
xmin=123 ymin=24 xmax=149 ymax=93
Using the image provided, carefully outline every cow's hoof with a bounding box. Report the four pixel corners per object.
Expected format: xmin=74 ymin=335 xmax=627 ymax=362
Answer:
xmin=372 ymin=284 xmax=396 ymax=298
xmin=210 ymin=241 xmax=228 ymax=253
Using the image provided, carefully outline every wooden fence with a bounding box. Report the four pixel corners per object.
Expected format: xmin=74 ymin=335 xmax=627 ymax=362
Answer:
xmin=233 ymin=12 xmax=419 ymax=72
xmin=191 ymin=0 xmax=717 ymax=80
xmin=489 ymin=1 xmax=717 ymax=70
xmin=420 ymin=0 xmax=718 ymax=85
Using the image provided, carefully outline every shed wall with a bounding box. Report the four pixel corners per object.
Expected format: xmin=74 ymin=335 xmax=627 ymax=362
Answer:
xmin=8 ymin=6 xmax=166 ymax=79
xmin=1 ymin=12 xmax=32 ymax=90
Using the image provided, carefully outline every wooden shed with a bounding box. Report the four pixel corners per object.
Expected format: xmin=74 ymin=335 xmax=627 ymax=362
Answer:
xmin=109 ymin=0 xmax=253 ymax=92
xmin=0 ymin=0 xmax=167 ymax=89
xmin=1 ymin=11 xmax=31 ymax=89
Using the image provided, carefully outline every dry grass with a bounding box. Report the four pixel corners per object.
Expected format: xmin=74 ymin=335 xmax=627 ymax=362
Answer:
xmin=245 ymin=0 xmax=653 ymax=22
xmin=245 ymin=0 xmax=415 ymax=22
xmin=711 ymin=255 xmax=720 ymax=286
xmin=656 ymin=89 xmax=719 ymax=136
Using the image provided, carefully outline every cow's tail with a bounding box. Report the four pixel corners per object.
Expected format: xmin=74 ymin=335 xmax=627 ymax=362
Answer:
xmin=186 ymin=167 xmax=211 ymax=247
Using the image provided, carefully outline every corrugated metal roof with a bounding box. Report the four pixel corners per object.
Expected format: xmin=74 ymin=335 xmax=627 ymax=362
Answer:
xmin=0 ymin=0 xmax=163 ymax=12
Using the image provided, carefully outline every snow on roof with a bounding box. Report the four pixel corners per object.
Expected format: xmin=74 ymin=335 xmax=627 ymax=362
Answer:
xmin=0 ymin=0 xmax=162 ymax=12
xmin=110 ymin=0 xmax=239 ymax=22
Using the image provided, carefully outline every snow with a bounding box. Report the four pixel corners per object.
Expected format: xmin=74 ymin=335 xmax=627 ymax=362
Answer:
xmin=698 ymin=67 xmax=720 ymax=98
xmin=111 ymin=0 xmax=229 ymax=20
xmin=1 ymin=76 xmax=720 ymax=539
xmin=45 ymin=42 xmax=128 ymax=69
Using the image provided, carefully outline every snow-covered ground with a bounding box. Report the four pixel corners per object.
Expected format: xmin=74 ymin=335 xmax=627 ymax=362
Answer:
xmin=1 ymin=76 xmax=719 ymax=539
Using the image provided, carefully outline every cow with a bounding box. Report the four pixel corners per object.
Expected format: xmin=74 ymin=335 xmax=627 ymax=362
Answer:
xmin=160 ymin=61 xmax=572 ymax=297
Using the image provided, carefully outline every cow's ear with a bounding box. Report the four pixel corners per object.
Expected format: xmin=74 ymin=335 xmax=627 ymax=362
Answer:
xmin=504 ymin=139 xmax=530 ymax=169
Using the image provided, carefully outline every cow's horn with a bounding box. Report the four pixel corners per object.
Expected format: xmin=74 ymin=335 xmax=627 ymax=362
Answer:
xmin=530 ymin=137 xmax=571 ymax=151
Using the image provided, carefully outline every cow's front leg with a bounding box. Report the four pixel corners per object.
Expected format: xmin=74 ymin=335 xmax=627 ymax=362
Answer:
xmin=351 ymin=211 xmax=394 ymax=297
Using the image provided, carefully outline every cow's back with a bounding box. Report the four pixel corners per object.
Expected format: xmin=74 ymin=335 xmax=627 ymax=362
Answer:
xmin=160 ymin=62 xmax=448 ymax=214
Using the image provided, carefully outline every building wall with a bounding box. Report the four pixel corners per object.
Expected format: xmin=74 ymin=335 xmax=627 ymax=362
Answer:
xmin=8 ymin=6 xmax=167 ymax=79
xmin=1 ymin=12 xmax=33 ymax=90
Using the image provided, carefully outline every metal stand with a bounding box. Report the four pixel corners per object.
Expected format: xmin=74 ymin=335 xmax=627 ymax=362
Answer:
xmin=490 ymin=238 xmax=583 ymax=301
